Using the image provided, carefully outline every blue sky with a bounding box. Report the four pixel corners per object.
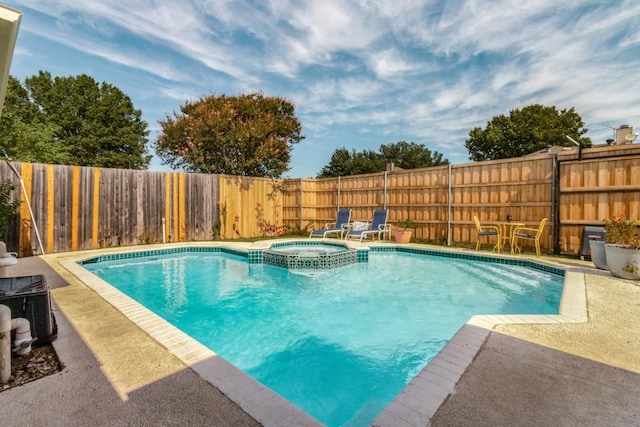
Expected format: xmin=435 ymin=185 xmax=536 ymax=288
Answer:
xmin=4 ymin=0 xmax=640 ymax=177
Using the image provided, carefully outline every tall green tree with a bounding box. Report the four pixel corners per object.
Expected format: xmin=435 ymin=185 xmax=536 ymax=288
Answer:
xmin=318 ymin=141 xmax=449 ymax=177
xmin=156 ymin=93 xmax=304 ymax=177
xmin=379 ymin=140 xmax=449 ymax=169
xmin=1 ymin=72 xmax=151 ymax=169
xmin=0 ymin=76 xmax=68 ymax=164
xmin=318 ymin=148 xmax=385 ymax=177
xmin=465 ymin=104 xmax=590 ymax=161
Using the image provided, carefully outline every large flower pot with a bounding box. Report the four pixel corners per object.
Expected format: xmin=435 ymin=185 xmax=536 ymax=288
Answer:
xmin=589 ymin=240 xmax=608 ymax=270
xmin=604 ymin=244 xmax=640 ymax=280
xmin=393 ymin=228 xmax=413 ymax=244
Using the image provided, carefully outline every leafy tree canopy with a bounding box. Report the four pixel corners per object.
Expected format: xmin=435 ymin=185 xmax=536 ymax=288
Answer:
xmin=1 ymin=72 xmax=151 ymax=169
xmin=155 ymin=93 xmax=304 ymax=178
xmin=318 ymin=141 xmax=449 ymax=177
xmin=465 ymin=104 xmax=591 ymax=161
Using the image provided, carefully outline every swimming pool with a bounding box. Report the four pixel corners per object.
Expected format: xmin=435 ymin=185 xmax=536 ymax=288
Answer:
xmin=80 ymin=246 xmax=563 ymax=426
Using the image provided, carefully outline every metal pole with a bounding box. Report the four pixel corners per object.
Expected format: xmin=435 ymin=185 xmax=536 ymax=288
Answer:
xmin=337 ymin=176 xmax=341 ymax=211
xmin=2 ymin=153 xmax=45 ymax=255
xmin=383 ymin=171 xmax=388 ymax=210
xmin=551 ymin=154 xmax=558 ymax=255
xmin=447 ymin=164 xmax=452 ymax=246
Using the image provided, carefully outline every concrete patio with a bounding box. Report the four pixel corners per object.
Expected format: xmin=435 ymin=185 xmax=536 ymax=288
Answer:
xmin=1 ymin=247 xmax=639 ymax=426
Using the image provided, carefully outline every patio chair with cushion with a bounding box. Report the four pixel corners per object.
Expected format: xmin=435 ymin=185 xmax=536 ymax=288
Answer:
xmin=473 ymin=215 xmax=500 ymax=251
xmin=309 ymin=208 xmax=352 ymax=239
xmin=346 ymin=209 xmax=389 ymax=242
xmin=512 ymin=218 xmax=548 ymax=257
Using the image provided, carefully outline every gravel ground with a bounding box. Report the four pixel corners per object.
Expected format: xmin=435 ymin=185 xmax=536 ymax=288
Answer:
xmin=1 ymin=343 xmax=63 ymax=392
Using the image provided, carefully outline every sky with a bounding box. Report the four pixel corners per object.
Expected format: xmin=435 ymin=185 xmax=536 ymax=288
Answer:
xmin=3 ymin=0 xmax=640 ymax=178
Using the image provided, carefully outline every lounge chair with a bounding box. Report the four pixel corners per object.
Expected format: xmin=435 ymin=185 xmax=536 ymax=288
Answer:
xmin=346 ymin=209 xmax=389 ymax=241
xmin=309 ymin=208 xmax=352 ymax=239
xmin=473 ymin=215 xmax=500 ymax=251
xmin=512 ymin=218 xmax=548 ymax=257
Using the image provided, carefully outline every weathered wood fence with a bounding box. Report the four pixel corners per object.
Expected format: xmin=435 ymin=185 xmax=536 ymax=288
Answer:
xmin=0 ymin=163 xmax=219 ymax=255
xmin=1 ymin=144 xmax=638 ymax=257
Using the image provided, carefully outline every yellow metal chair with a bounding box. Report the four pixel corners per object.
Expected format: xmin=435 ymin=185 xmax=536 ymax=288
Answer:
xmin=473 ymin=215 xmax=500 ymax=251
xmin=512 ymin=218 xmax=548 ymax=257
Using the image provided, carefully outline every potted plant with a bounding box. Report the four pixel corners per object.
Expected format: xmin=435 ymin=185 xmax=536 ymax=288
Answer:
xmin=393 ymin=219 xmax=418 ymax=244
xmin=603 ymin=217 xmax=640 ymax=280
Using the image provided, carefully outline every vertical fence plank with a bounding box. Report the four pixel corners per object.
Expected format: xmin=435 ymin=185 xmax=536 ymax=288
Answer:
xmin=71 ymin=166 xmax=79 ymax=251
xmin=172 ymin=173 xmax=178 ymax=242
xmin=46 ymin=164 xmax=55 ymax=253
xmin=178 ymin=173 xmax=186 ymax=241
xmin=163 ymin=172 xmax=171 ymax=241
xmin=91 ymin=168 xmax=100 ymax=249
xmin=18 ymin=163 xmax=32 ymax=256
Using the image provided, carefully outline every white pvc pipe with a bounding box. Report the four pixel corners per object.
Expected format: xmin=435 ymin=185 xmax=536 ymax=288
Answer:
xmin=1 ymin=304 xmax=11 ymax=383
xmin=12 ymin=317 xmax=33 ymax=355
xmin=0 ymin=304 xmax=35 ymax=384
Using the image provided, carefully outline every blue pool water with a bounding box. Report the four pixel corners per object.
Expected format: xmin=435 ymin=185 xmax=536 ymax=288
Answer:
xmin=269 ymin=244 xmax=347 ymax=254
xmin=83 ymin=250 xmax=563 ymax=426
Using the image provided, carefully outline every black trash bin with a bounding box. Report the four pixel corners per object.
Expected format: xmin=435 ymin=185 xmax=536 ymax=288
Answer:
xmin=0 ymin=275 xmax=57 ymax=345
xmin=579 ymin=226 xmax=606 ymax=260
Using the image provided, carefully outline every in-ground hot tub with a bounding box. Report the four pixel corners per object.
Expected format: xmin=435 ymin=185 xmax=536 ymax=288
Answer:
xmin=262 ymin=240 xmax=366 ymax=270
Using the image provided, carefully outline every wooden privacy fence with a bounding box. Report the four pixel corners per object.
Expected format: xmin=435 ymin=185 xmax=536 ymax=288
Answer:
xmin=282 ymin=156 xmax=554 ymax=249
xmin=1 ymin=144 xmax=638 ymax=257
xmin=281 ymin=144 xmax=639 ymax=255
xmin=557 ymin=146 xmax=640 ymax=253
xmin=0 ymin=162 xmax=218 ymax=256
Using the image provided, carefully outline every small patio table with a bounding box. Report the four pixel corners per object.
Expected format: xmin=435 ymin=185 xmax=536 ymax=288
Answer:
xmin=496 ymin=222 xmax=525 ymax=254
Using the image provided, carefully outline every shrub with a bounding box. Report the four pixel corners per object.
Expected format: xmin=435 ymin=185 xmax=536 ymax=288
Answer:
xmin=0 ymin=180 xmax=21 ymax=241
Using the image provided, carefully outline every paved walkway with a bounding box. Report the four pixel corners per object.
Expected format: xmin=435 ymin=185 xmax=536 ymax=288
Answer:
xmin=1 ymin=247 xmax=639 ymax=426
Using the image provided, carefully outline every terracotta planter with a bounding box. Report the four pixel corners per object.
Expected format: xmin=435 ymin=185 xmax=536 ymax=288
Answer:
xmin=604 ymin=244 xmax=640 ymax=280
xmin=393 ymin=228 xmax=413 ymax=244
xmin=589 ymin=240 xmax=608 ymax=270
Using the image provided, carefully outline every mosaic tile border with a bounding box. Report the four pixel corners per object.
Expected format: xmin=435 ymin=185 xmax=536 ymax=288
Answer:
xmin=78 ymin=241 xmax=370 ymax=271
xmin=262 ymin=240 xmax=363 ymax=270
xmin=78 ymin=246 xmax=246 ymax=265
xmin=370 ymin=246 xmax=565 ymax=277
xmin=263 ymin=248 xmax=357 ymax=269
xmin=78 ymin=244 xmax=561 ymax=277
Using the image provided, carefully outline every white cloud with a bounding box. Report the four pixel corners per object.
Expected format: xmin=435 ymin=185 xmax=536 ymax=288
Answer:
xmin=367 ymin=49 xmax=419 ymax=78
xmin=7 ymin=0 xmax=640 ymax=177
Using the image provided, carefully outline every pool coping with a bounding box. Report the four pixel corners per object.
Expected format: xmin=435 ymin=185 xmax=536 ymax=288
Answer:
xmin=56 ymin=241 xmax=587 ymax=427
